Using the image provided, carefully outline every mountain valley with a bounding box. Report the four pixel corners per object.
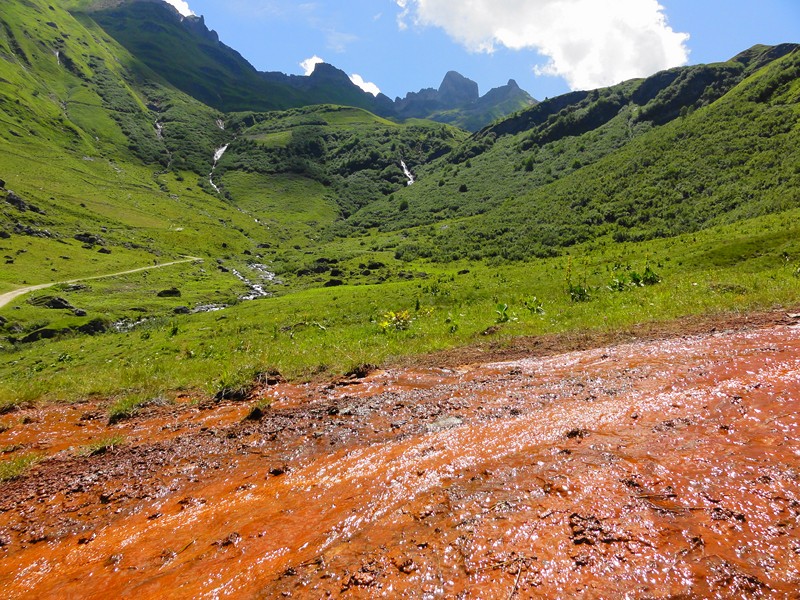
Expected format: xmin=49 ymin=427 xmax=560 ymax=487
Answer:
xmin=0 ymin=1 xmax=799 ymax=595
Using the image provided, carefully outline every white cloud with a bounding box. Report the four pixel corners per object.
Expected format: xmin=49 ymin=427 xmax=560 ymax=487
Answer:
xmin=350 ymin=74 xmax=381 ymax=96
xmin=395 ymin=0 xmax=690 ymax=90
xmin=164 ymin=0 xmax=195 ymax=17
xmin=300 ymin=55 xmax=325 ymax=75
xmin=396 ymin=0 xmax=410 ymax=30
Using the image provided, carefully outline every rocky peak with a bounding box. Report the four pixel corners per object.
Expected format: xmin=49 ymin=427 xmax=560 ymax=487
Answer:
xmin=438 ymin=71 xmax=480 ymax=106
xmin=309 ymin=62 xmax=353 ymax=86
xmin=181 ymin=14 xmax=219 ymax=43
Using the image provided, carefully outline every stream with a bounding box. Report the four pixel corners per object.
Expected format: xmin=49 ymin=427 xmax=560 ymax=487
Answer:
xmin=1 ymin=322 xmax=798 ymax=598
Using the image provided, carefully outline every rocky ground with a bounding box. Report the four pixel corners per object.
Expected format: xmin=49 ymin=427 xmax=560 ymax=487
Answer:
xmin=1 ymin=311 xmax=799 ymax=598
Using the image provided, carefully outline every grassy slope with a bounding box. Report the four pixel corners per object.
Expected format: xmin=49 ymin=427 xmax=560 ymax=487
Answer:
xmin=0 ymin=1 xmax=298 ymax=341
xmin=216 ymin=105 xmax=466 ymax=221
xmin=343 ymin=49 xmax=800 ymax=263
xmin=2 ymin=207 xmax=799 ymax=407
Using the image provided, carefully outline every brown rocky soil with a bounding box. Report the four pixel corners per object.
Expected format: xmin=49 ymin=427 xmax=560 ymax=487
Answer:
xmin=1 ymin=311 xmax=799 ymax=598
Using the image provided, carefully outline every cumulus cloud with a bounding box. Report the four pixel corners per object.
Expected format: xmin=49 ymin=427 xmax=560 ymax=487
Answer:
xmin=395 ymin=0 xmax=690 ymax=90
xmin=350 ymin=74 xmax=381 ymax=96
xmin=164 ymin=0 xmax=195 ymax=17
xmin=300 ymin=55 xmax=325 ymax=76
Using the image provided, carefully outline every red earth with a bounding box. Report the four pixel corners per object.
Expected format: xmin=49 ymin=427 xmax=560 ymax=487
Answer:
xmin=1 ymin=311 xmax=799 ymax=598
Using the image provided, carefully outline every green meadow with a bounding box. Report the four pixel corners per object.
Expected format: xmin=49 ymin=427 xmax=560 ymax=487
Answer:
xmin=3 ymin=206 xmax=799 ymax=414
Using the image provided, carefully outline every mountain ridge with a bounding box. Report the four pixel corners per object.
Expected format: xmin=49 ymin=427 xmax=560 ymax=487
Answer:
xmin=78 ymin=0 xmax=535 ymax=130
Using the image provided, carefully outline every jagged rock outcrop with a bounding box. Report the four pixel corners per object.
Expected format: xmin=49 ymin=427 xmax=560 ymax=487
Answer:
xmin=395 ymin=72 xmax=537 ymax=131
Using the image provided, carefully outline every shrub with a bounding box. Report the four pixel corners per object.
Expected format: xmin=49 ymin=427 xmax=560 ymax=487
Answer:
xmin=523 ymin=296 xmax=545 ymax=314
xmin=495 ymin=303 xmax=511 ymax=323
xmin=379 ymin=310 xmax=413 ymax=332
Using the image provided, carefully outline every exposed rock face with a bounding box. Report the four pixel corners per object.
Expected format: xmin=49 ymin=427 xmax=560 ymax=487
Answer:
xmin=14 ymin=224 xmax=53 ymax=238
xmin=20 ymin=328 xmax=60 ymax=343
xmin=475 ymin=79 xmax=522 ymax=108
xmin=5 ymin=191 xmax=44 ymax=214
xmin=437 ymin=71 xmax=479 ymax=106
xmin=180 ymin=14 xmax=219 ymax=43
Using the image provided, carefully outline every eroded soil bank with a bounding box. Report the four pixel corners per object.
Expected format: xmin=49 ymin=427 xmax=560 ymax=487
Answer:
xmin=1 ymin=318 xmax=799 ymax=598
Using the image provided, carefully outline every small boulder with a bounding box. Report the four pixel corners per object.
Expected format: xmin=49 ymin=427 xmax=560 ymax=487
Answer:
xmin=76 ymin=318 xmax=107 ymax=335
xmin=73 ymin=308 xmax=88 ymax=317
xmin=21 ymin=328 xmax=61 ymax=343
xmin=74 ymin=232 xmax=104 ymax=246
xmin=97 ymin=247 xmax=112 ymax=254
xmin=6 ymin=191 xmax=28 ymax=211
xmin=157 ymin=287 xmax=181 ymax=298
xmin=30 ymin=296 xmax=74 ymax=310
xmin=173 ymin=306 xmax=191 ymax=315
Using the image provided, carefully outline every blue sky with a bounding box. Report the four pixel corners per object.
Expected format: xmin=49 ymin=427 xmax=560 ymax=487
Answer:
xmin=166 ymin=0 xmax=800 ymax=101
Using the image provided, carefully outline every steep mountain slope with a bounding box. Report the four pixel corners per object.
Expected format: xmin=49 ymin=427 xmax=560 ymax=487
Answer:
xmin=338 ymin=45 xmax=800 ymax=262
xmin=0 ymin=0 xmax=277 ymax=306
xmin=78 ymin=0 xmax=396 ymax=115
xmin=70 ymin=0 xmax=533 ymax=129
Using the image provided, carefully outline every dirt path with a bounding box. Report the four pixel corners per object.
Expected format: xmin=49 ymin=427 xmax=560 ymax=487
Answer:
xmin=0 ymin=256 xmax=202 ymax=309
xmin=0 ymin=318 xmax=799 ymax=598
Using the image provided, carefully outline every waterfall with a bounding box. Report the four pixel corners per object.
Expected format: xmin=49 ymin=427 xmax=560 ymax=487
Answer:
xmin=213 ymin=144 xmax=229 ymax=164
xmin=209 ymin=144 xmax=230 ymax=193
xmin=401 ymin=160 xmax=415 ymax=186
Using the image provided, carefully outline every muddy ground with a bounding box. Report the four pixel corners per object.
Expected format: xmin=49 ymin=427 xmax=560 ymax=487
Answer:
xmin=1 ymin=311 xmax=799 ymax=598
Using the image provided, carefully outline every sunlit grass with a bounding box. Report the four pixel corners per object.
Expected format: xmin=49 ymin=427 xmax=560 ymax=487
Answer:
xmin=2 ymin=208 xmax=799 ymax=407
xmin=0 ymin=453 xmax=43 ymax=482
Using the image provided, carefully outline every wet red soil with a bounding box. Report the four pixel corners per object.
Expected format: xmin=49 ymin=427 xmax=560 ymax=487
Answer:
xmin=1 ymin=317 xmax=799 ymax=598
